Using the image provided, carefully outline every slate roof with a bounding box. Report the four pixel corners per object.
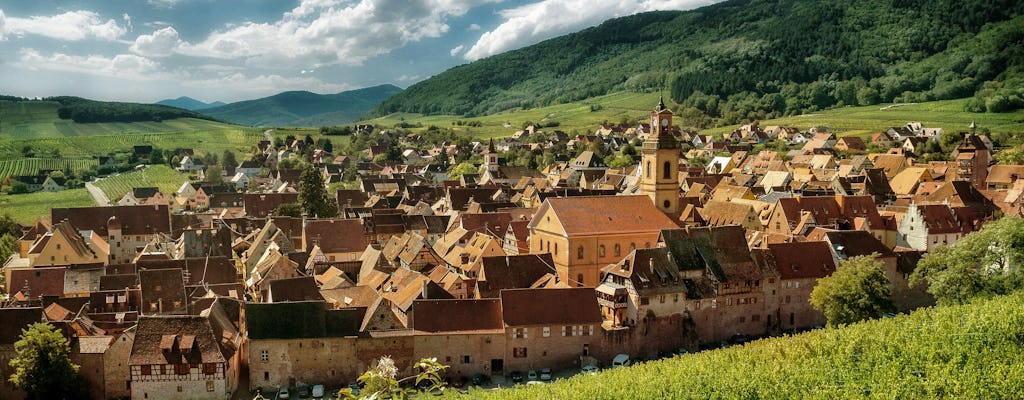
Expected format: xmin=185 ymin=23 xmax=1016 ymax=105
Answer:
xmin=499 ymin=288 xmax=602 ymax=326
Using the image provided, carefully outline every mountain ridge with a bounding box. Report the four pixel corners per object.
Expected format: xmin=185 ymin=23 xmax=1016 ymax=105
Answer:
xmin=200 ymin=84 xmax=403 ymax=127
xmin=155 ymin=96 xmax=226 ymax=111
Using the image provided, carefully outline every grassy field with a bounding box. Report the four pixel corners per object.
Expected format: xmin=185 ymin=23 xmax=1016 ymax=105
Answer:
xmin=452 ymin=291 xmax=1024 ymax=399
xmin=362 ymin=94 xmax=1024 ymax=141
xmin=0 ymin=100 xmax=236 ymax=140
xmin=92 ymin=165 xmax=188 ymax=201
xmin=0 ymin=189 xmax=96 ymax=224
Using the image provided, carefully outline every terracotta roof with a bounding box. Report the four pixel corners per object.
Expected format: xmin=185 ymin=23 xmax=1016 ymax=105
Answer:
xmin=130 ymin=316 xmax=226 ymax=365
xmin=914 ymin=204 xmax=963 ymax=234
xmin=10 ymin=267 xmax=67 ymax=298
xmin=51 ymin=205 xmax=171 ymax=236
xmin=763 ymin=241 xmax=836 ymax=280
xmin=138 ymin=268 xmax=188 ymax=314
xmin=988 ymin=165 xmax=1024 ymax=186
xmin=304 ymin=219 xmax=368 ymax=254
xmin=410 ymin=299 xmax=503 ymax=332
xmin=530 ymin=195 xmax=679 ymax=236
xmin=499 ymin=288 xmax=601 ymax=326
xmin=321 ymin=285 xmax=380 ymax=309
xmin=243 ymin=193 xmax=299 ymax=218
xmin=137 ymin=257 xmax=238 ymax=286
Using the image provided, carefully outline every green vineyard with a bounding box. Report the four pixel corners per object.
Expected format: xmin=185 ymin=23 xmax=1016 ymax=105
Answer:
xmin=0 ymin=158 xmax=98 ymax=180
xmin=455 ymin=291 xmax=1024 ymax=399
xmin=93 ymin=165 xmax=188 ymax=201
xmin=0 ymin=129 xmax=264 ymax=159
xmin=0 ymin=189 xmax=96 ymax=225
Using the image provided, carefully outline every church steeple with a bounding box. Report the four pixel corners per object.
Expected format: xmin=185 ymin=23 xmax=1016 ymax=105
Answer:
xmin=641 ymin=98 xmax=680 ymax=215
xmin=484 ymin=138 xmax=499 ymax=173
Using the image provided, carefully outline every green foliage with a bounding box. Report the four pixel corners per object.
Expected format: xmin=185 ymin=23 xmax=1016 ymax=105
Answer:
xmin=374 ymin=0 xmax=1024 ymax=124
xmin=298 ymin=166 xmax=338 ymax=218
xmin=810 ymin=254 xmax=895 ymax=326
xmin=452 ymin=291 xmax=1024 ymax=399
xmin=996 ymin=145 xmax=1024 ymax=164
xmin=49 ymin=96 xmax=210 ymax=123
xmin=92 ymin=165 xmax=187 ymax=201
xmin=273 ymin=203 xmax=303 ymax=218
xmin=911 ymin=216 xmax=1024 ymax=306
xmin=8 ymin=323 xmax=89 ymax=400
xmin=447 ymin=162 xmax=478 ymax=179
xmin=0 ymin=189 xmax=96 ymax=224
xmin=339 ymin=356 xmax=447 ymax=400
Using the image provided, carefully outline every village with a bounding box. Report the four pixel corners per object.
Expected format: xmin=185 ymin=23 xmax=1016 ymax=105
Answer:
xmin=1 ymin=97 xmax=1021 ymax=400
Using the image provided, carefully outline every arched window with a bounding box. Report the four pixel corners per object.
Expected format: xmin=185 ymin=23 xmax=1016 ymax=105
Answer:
xmin=614 ymin=244 xmax=621 ymax=257
xmin=577 ymin=246 xmax=584 ymax=260
xmin=646 ymin=161 xmax=651 ymax=178
xmin=599 ymin=245 xmax=606 ymax=257
xmin=663 ymin=161 xmax=672 ymax=179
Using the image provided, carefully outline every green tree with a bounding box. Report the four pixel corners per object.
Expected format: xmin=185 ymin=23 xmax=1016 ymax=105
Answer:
xmin=222 ymin=150 xmax=238 ymax=167
xmin=9 ymin=323 xmax=89 ymax=400
xmin=810 ymin=254 xmax=895 ymax=326
xmin=910 ymin=216 xmax=1024 ymax=305
xmin=339 ymin=356 xmax=447 ymax=400
xmin=205 ymin=165 xmax=224 ymax=185
xmin=273 ymin=203 xmax=303 ymax=218
xmin=298 ymin=166 xmax=338 ymax=218
xmin=447 ymin=162 xmax=478 ymax=179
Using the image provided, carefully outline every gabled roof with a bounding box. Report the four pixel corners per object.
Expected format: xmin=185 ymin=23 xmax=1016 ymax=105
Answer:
xmin=499 ymin=288 xmax=601 ymax=326
xmin=267 ymin=276 xmax=324 ymax=302
xmin=410 ymin=299 xmax=503 ymax=333
xmin=51 ymin=205 xmax=171 ymax=236
xmin=130 ymin=316 xmax=226 ymax=365
xmin=762 ymin=241 xmax=836 ymax=280
xmin=659 ymin=226 xmax=760 ymax=282
xmin=528 ymin=195 xmax=678 ymax=236
xmin=139 ymin=268 xmax=187 ymax=314
xmin=304 ymin=219 xmax=367 ymax=254
xmin=477 ymin=254 xmax=555 ymax=298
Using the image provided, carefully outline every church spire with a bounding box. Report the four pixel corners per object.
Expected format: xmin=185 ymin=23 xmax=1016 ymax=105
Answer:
xmin=656 ymin=95 xmax=666 ymax=112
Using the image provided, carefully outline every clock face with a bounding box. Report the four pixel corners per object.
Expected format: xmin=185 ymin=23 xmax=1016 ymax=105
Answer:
xmin=661 ymin=118 xmax=669 ymax=127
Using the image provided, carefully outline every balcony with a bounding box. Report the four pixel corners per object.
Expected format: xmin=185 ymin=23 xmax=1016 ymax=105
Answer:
xmin=597 ymin=297 xmax=628 ymax=309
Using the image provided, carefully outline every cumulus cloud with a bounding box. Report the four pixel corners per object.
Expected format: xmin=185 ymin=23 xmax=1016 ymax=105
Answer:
xmin=464 ymin=0 xmax=717 ymax=60
xmin=4 ymin=10 xmax=127 ymax=41
xmin=467 ymin=23 xmax=481 ymax=31
xmin=180 ymin=72 xmax=353 ymax=95
xmin=130 ymin=26 xmax=182 ymax=57
xmin=17 ymin=48 xmax=167 ymax=80
xmin=450 ymin=44 xmax=465 ymax=56
xmin=147 ymin=0 xmax=189 ymax=9
xmin=176 ymin=0 xmax=500 ymax=68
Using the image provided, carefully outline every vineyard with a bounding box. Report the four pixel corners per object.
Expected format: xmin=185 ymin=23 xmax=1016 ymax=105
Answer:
xmin=93 ymin=165 xmax=188 ymax=201
xmin=0 ymin=129 xmax=264 ymax=160
xmin=0 ymin=157 xmax=98 ymax=180
xmin=0 ymin=189 xmax=95 ymax=225
xmin=455 ymin=291 xmax=1024 ymax=399
xmin=0 ymin=100 xmax=234 ymax=140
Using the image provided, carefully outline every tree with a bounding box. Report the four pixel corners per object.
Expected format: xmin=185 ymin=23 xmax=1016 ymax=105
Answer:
xmin=809 ymin=254 xmax=895 ymax=326
xmin=222 ymin=150 xmax=238 ymax=167
xmin=447 ymin=162 xmax=477 ymax=179
xmin=205 ymin=165 xmax=224 ymax=185
xmin=910 ymin=216 xmax=1024 ymax=305
xmin=298 ymin=166 xmax=338 ymax=218
xmin=338 ymin=356 xmax=447 ymax=399
xmin=273 ymin=203 xmax=303 ymax=218
xmin=9 ymin=323 xmax=89 ymax=400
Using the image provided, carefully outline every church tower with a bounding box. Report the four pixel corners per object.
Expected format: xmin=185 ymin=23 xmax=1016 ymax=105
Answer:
xmin=483 ymin=138 xmax=499 ymax=173
xmin=641 ymin=97 xmax=680 ymax=214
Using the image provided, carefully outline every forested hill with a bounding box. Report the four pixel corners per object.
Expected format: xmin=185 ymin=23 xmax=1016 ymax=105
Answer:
xmin=372 ymin=0 xmax=1024 ymax=125
xmin=200 ymin=84 xmax=403 ymax=127
xmin=0 ymin=96 xmax=215 ymax=124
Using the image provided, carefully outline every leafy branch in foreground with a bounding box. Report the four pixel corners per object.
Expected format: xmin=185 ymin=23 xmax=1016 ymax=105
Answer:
xmin=338 ymin=356 xmax=448 ymax=400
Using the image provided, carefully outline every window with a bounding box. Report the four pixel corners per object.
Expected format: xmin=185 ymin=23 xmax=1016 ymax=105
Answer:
xmin=561 ymin=326 xmax=567 ymax=336
xmin=203 ymin=363 xmax=217 ymax=375
xmin=599 ymin=245 xmax=605 ymax=257
xmin=260 ymin=350 xmax=268 ymax=362
xmin=264 ymin=371 xmax=269 ymax=381
xmin=207 ymin=381 xmax=215 ymax=392
xmin=141 ymin=365 xmax=152 ymax=375
xmin=659 ymin=295 xmax=666 ymax=303
xmin=664 ymin=200 xmax=671 ymax=209
xmin=513 ymin=328 xmax=528 ymax=339
xmin=513 ymin=347 xmax=528 ymax=358
xmin=178 ymin=385 xmax=183 ymax=392
xmin=645 ymin=242 xmax=651 ymax=249
xmin=577 ymin=246 xmax=584 ymax=260
xmin=663 ymin=161 xmax=672 ymax=179
xmin=640 ymin=297 xmax=649 ymax=305
xmin=739 ymin=316 xmax=745 ymax=323
xmin=577 ymin=274 xmax=584 ymax=287
xmin=462 ymin=355 xmax=472 ymax=364
xmin=543 ymin=327 xmax=550 ymax=337
xmin=614 ymin=244 xmax=621 ymax=257
xmin=646 ymin=161 xmax=651 ymax=178
xmin=554 ymin=243 xmax=558 ymax=255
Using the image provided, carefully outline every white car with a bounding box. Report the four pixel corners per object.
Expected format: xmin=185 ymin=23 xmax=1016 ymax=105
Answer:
xmin=278 ymin=388 xmax=290 ymax=400
xmin=581 ymin=365 xmax=600 ymax=375
xmin=611 ymin=354 xmax=630 ymax=368
xmin=311 ymin=384 xmax=325 ymax=399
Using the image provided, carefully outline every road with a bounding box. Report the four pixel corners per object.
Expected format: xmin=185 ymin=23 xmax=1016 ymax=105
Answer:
xmin=263 ymin=129 xmax=274 ymax=142
xmin=85 ymin=182 xmax=110 ymax=206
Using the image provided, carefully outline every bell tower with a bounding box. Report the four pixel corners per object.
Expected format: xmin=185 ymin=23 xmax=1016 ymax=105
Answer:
xmin=641 ymin=96 xmax=680 ymax=214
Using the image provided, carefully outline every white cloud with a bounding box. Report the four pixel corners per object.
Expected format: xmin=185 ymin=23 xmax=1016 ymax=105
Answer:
xmin=147 ymin=0 xmax=188 ymax=9
xmin=397 ymin=75 xmax=420 ymax=82
xmin=130 ymin=26 xmax=182 ymax=57
xmin=123 ymin=13 xmax=133 ymax=32
xmin=180 ymin=72 xmax=353 ymax=95
xmin=4 ymin=10 xmax=127 ymax=41
xmin=17 ymin=49 xmax=168 ymax=81
xmin=0 ymin=10 xmax=7 ymax=41
xmin=450 ymin=44 xmax=465 ymax=56
xmin=467 ymin=23 xmax=481 ymax=31
xmin=464 ymin=0 xmax=717 ymax=60
xmin=176 ymin=0 xmax=500 ymax=68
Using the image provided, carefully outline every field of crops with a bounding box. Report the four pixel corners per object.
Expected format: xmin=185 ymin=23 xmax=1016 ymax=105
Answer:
xmin=0 ymin=129 xmax=265 ymax=160
xmin=93 ymin=165 xmax=187 ymax=201
xmin=0 ymin=189 xmax=96 ymax=224
xmin=453 ymin=291 xmax=1024 ymax=399
xmin=0 ymin=157 xmax=98 ymax=180
xmin=0 ymin=100 xmax=236 ymax=140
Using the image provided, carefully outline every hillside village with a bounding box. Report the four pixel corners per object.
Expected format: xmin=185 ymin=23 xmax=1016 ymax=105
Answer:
xmin=1 ymin=97 xmax=1022 ymax=400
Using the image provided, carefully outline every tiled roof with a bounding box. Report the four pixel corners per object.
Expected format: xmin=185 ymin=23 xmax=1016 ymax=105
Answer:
xmin=243 ymin=193 xmax=299 ymax=218
xmin=130 ymin=316 xmax=226 ymax=365
xmin=530 ymin=195 xmax=679 ymax=236
xmin=499 ymin=288 xmax=601 ymax=326
xmin=763 ymin=241 xmax=836 ymax=280
xmin=410 ymin=299 xmax=503 ymax=332
xmin=267 ymin=276 xmax=324 ymax=302
xmin=246 ymin=301 xmax=361 ymax=339
xmin=138 ymin=268 xmax=187 ymax=314
xmin=304 ymin=219 xmax=368 ymax=254
xmin=477 ymin=254 xmax=555 ymax=298
xmin=51 ymin=205 xmax=171 ymax=236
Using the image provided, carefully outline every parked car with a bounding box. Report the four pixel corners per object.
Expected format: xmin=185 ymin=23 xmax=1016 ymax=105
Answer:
xmin=539 ymin=368 xmax=552 ymax=381
xmin=296 ymin=385 xmax=310 ymax=398
xmin=611 ymin=354 xmax=630 ymax=368
xmin=311 ymin=384 xmax=325 ymax=399
xmin=676 ymin=347 xmax=689 ymax=355
xmin=470 ymin=373 xmax=491 ymax=386
xmin=278 ymin=387 xmax=290 ymax=400
xmin=509 ymin=370 xmax=524 ymax=384
xmin=527 ymin=370 xmax=538 ymax=381
xmin=581 ymin=365 xmax=600 ymax=375
xmin=347 ymin=383 xmax=360 ymax=396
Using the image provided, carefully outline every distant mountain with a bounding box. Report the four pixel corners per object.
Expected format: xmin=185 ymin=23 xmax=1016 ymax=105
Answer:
xmin=199 ymin=84 xmax=403 ymax=127
xmin=155 ymin=96 xmax=226 ymax=111
xmin=373 ymin=0 xmax=1024 ymax=122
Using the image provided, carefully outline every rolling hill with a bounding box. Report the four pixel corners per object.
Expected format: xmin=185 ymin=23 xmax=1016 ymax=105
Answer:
xmin=200 ymin=84 xmax=403 ymax=127
xmin=156 ymin=96 xmax=226 ymax=110
xmin=373 ymin=0 xmax=1024 ymax=125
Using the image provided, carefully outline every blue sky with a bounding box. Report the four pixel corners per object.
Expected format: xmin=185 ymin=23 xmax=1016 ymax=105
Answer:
xmin=0 ymin=0 xmax=717 ymax=103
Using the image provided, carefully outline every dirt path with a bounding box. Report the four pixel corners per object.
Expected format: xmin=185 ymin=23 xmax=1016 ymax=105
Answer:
xmin=85 ymin=182 xmax=110 ymax=206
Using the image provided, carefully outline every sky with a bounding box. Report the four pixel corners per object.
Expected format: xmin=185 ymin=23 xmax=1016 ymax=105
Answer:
xmin=0 ymin=0 xmax=718 ymax=104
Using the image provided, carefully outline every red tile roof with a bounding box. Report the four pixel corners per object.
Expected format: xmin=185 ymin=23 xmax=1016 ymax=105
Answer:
xmin=499 ymin=288 xmax=602 ymax=326
xmin=410 ymin=299 xmax=503 ymax=332
xmin=530 ymin=195 xmax=679 ymax=236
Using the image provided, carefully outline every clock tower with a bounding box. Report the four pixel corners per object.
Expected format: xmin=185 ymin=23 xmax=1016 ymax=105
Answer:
xmin=640 ymin=96 xmax=680 ymax=214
